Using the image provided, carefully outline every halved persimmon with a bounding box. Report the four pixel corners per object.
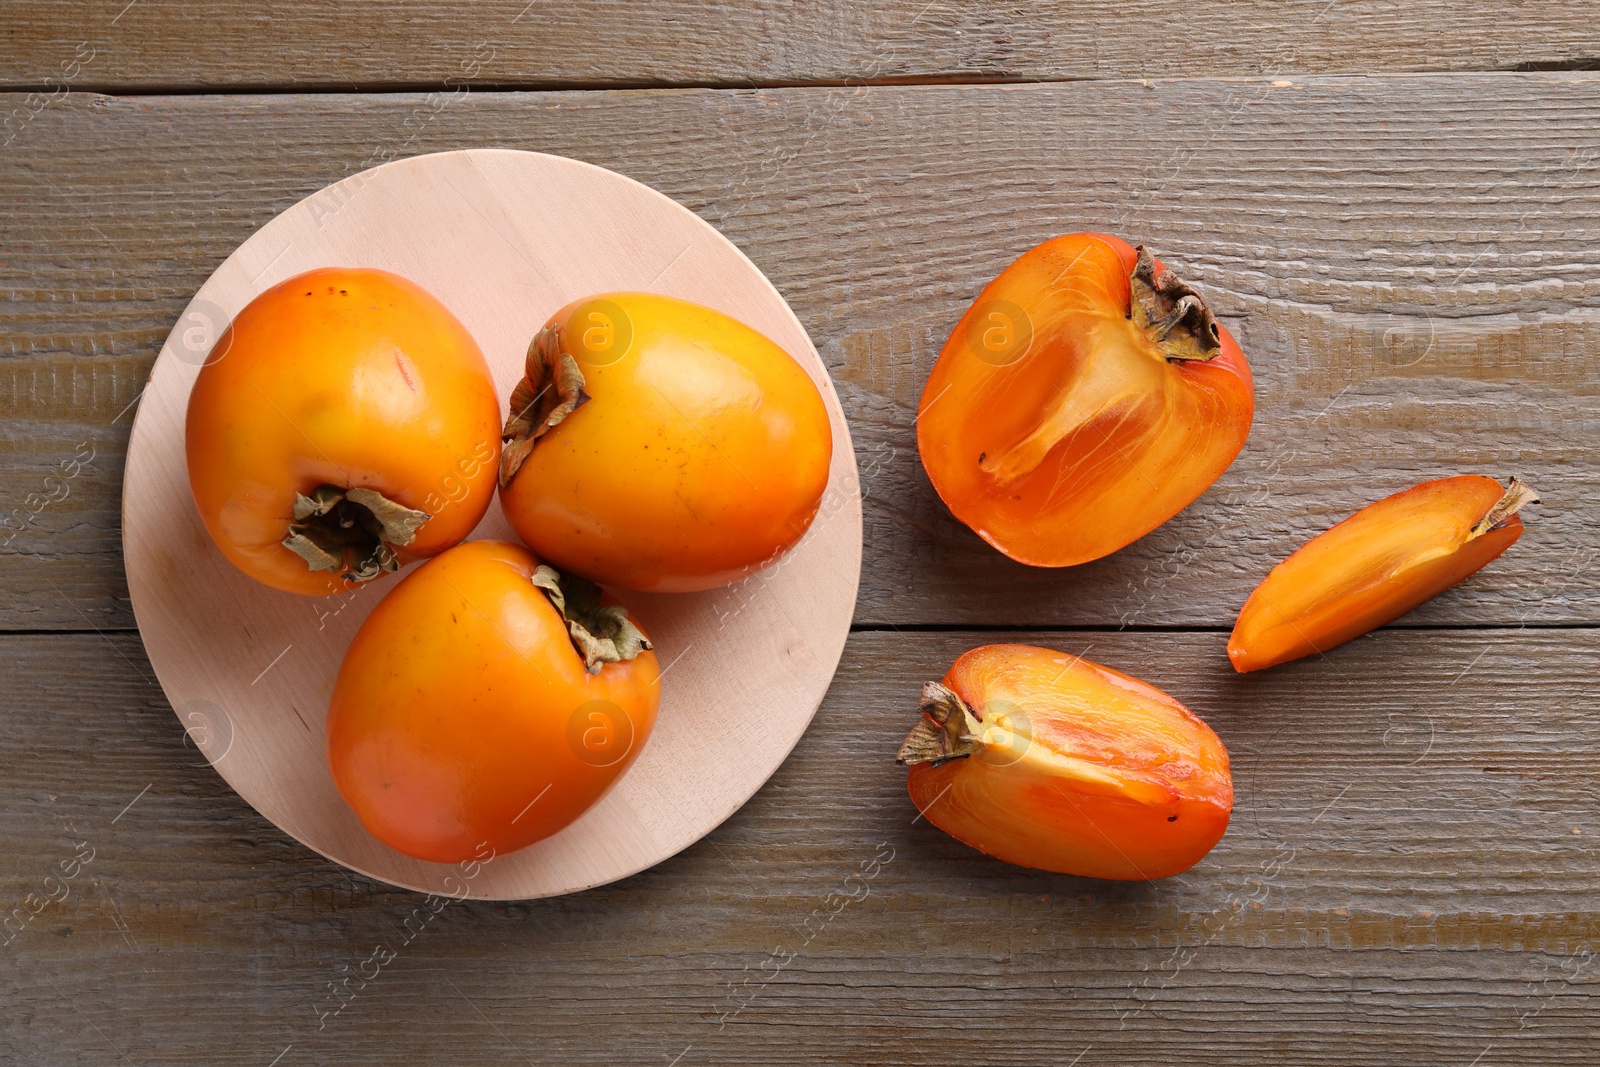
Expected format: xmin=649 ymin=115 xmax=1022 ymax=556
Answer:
xmin=898 ymin=644 xmax=1233 ymax=880
xmin=1228 ymin=475 xmax=1538 ymax=672
xmin=917 ymin=233 xmax=1254 ymax=567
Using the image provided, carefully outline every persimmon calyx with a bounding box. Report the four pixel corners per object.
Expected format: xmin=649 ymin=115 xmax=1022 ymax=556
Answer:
xmin=530 ymin=564 xmax=652 ymax=674
xmin=897 ymin=681 xmax=983 ymax=766
xmin=282 ymin=484 xmax=430 ymax=583
xmin=1129 ymin=245 xmax=1222 ymax=362
xmin=500 ymin=325 xmax=591 ymax=487
xmin=1470 ymin=476 xmax=1540 ymax=539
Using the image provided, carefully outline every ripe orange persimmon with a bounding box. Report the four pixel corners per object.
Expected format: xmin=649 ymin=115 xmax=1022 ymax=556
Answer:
xmin=1229 ymin=476 xmax=1538 ymax=672
xmin=898 ymin=644 xmax=1232 ymax=880
xmin=327 ymin=540 xmax=661 ymax=862
xmin=186 ymin=267 xmax=500 ymax=596
xmin=498 ymin=293 xmax=833 ymax=592
xmin=918 ymin=234 xmax=1254 ymax=567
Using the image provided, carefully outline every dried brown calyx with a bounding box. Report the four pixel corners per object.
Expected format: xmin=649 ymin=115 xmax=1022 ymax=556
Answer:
xmin=530 ymin=564 xmax=652 ymax=674
xmin=499 ymin=324 xmax=590 ymax=487
xmin=896 ymin=681 xmax=983 ymax=767
xmin=1128 ymin=245 xmax=1223 ymax=363
xmin=282 ymin=485 xmax=430 ymax=583
xmin=1470 ymin=477 xmax=1540 ymax=539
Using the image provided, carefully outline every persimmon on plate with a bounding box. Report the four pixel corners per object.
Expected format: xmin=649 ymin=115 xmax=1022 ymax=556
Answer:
xmin=123 ymin=149 xmax=860 ymax=898
xmin=918 ymin=233 xmax=1254 ymax=567
xmin=327 ymin=541 xmax=661 ymax=863
xmin=185 ymin=267 xmax=501 ymax=596
xmin=1229 ymin=476 xmax=1538 ymax=672
xmin=498 ymin=292 xmax=833 ymax=592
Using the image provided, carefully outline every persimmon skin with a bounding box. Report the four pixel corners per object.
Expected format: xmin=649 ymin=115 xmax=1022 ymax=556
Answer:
xmin=500 ymin=292 xmax=833 ymax=592
xmin=185 ymin=267 xmax=500 ymax=596
xmin=906 ymin=644 xmax=1233 ymax=881
xmin=917 ymin=233 xmax=1254 ymax=567
xmin=326 ymin=540 xmax=661 ymax=863
xmin=1229 ymin=476 xmax=1527 ymax=673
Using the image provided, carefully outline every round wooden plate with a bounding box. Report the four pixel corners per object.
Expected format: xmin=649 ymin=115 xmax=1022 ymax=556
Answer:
xmin=123 ymin=149 xmax=861 ymax=899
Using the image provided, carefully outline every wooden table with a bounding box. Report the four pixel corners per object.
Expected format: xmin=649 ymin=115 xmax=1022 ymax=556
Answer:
xmin=4 ymin=4 xmax=1598 ymax=1063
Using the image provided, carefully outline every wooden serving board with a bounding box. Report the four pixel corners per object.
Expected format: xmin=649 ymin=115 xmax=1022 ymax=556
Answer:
xmin=121 ymin=149 xmax=862 ymax=899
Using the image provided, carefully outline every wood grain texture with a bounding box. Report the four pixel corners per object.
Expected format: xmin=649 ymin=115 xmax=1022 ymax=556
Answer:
xmin=3 ymin=628 xmax=1598 ymax=1064
xmin=4 ymin=1 xmax=1600 ymax=91
xmin=4 ymin=75 xmax=1597 ymax=629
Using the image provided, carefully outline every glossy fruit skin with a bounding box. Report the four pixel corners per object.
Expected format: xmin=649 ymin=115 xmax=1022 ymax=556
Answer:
xmin=185 ymin=267 xmax=500 ymax=596
xmin=905 ymin=644 xmax=1232 ymax=880
xmin=326 ymin=540 xmax=661 ymax=863
xmin=500 ymin=292 xmax=832 ymax=592
xmin=1228 ymin=476 xmax=1527 ymax=673
xmin=917 ymin=233 xmax=1254 ymax=567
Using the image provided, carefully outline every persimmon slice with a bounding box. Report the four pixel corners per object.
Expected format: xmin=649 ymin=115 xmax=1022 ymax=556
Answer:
xmin=1228 ymin=476 xmax=1539 ymax=673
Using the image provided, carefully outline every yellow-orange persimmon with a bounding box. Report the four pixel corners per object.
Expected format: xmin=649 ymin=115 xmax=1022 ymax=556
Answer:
xmin=498 ymin=293 xmax=833 ymax=592
xmin=327 ymin=540 xmax=661 ymax=863
xmin=898 ymin=644 xmax=1233 ymax=880
xmin=186 ymin=267 xmax=500 ymax=596
xmin=918 ymin=233 xmax=1254 ymax=567
xmin=1229 ymin=475 xmax=1538 ymax=672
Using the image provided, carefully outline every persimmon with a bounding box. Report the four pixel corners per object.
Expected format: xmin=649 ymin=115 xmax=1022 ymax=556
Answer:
xmin=1229 ymin=476 xmax=1538 ymax=673
xmin=326 ymin=540 xmax=661 ymax=863
xmin=185 ymin=267 xmax=500 ymax=596
xmin=898 ymin=644 xmax=1232 ymax=880
xmin=917 ymin=233 xmax=1254 ymax=567
xmin=498 ymin=292 xmax=833 ymax=592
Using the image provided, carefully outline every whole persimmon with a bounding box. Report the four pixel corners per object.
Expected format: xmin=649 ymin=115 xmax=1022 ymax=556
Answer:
xmin=918 ymin=234 xmax=1254 ymax=567
xmin=327 ymin=540 xmax=661 ymax=863
xmin=898 ymin=644 xmax=1233 ymax=880
xmin=185 ymin=267 xmax=500 ymax=596
xmin=498 ymin=293 xmax=833 ymax=592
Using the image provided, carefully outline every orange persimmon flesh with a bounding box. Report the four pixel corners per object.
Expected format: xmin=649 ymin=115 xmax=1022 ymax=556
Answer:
xmin=899 ymin=644 xmax=1232 ymax=880
xmin=1228 ymin=475 xmax=1538 ymax=673
xmin=917 ymin=233 xmax=1254 ymax=567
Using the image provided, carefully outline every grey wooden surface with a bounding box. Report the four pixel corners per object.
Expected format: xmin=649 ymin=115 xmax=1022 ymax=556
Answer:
xmin=4 ymin=1 xmax=1599 ymax=89
xmin=2 ymin=8 xmax=1599 ymax=1066
xmin=4 ymin=630 xmax=1599 ymax=1064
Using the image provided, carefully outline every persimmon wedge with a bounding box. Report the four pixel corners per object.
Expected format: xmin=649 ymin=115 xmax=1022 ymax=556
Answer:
xmin=898 ymin=644 xmax=1233 ymax=880
xmin=1228 ymin=475 xmax=1539 ymax=673
xmin=917 ymin=233 xmax=1254 ymax=567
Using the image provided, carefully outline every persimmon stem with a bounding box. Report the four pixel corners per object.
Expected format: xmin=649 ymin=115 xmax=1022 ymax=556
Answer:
xmin=281 ymin=485 xmax=430 ymax=583
xmin=499 ymin=325 xmax=591 ymax=487
xmin=1471 ymin=476 xmax=1540 ymax=539
xmin=530 ymin=565 xmax=652 ymax=674
xmin=1128 ymin=245 xmax=1223 ymax=362
xmin=897 ymin=681 xmax=982 ymax=766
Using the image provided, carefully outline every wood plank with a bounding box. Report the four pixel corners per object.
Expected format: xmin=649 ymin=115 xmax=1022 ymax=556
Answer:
xmin=3 ymin=75 xmax=1598 ymax=628
xmin=3 ymin=628 xmax=1598 ymax=1063
xmin=3 ymin=1 xmax=1599 ymax=91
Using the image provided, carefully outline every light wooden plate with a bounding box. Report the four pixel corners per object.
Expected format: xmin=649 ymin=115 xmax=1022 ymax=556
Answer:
xmin=123 ymin=149 xmax=861 ymax=900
